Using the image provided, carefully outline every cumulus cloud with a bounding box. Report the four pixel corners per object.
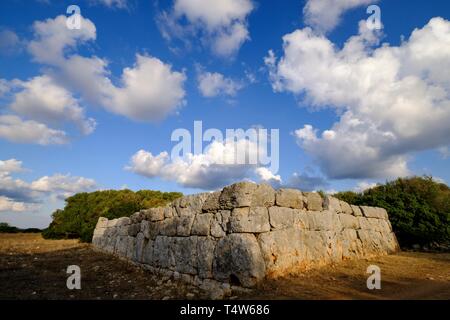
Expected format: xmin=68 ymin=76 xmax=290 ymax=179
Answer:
xmin=286 ymin=171 xmax=329 ymax=192
xmin=267 ymin=18 xmax=450 ymax=180
xmin=10 ymin=75 xmax=96 ymax=135
xmin=0 ymin=115 xmax=68 ymax=145
xmin=126 ymin=137 xmax=279 ymax=190
xmin=197 ymin=70 xmax=242 ymax=97
xmin=303 ymin=0 xmax=377 ymax=33
xmin=158 ymin=0 xmax=254 ymax=57
xmin=354 ymin=181 xmax=378 ymax=193
xmin=26 ymin=15 xmax=186 ymax=123
xmin=0 ymin=158 xmax=97 ymax=212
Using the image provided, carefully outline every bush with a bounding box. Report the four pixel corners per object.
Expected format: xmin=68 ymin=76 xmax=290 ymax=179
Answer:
xmin=42 ymin=189 xmax=182 ymax=242
xmin=0 ymin=222 xmax=19 ymax=233
xmin=334 ymin=176 xmax=450 ymax=247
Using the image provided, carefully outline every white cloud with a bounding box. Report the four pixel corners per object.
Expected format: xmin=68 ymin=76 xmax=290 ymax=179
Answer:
xmin=126 ymin=137 xmax=276 ymax=190
xmin=10 ymin=75 xmax=96 ymax=135
xmin=354 ymin=181 xmax=378 ymax=193
xmin=286 ymin=172 xmax=329 ymax=192
xmin=0 ymin=79 xmax=9 ymax=97
xmin=0 ymin=115 xmax=68 ymax=145
xmin=255 ymin=167 xmax=282 ymax=185
xmin=26 ymin=15 xmax=186 ymax=123
xmin=303 ymin=0 xmax=377 ymax=33
xmin=268 ymin=18 xmax=450 ymax=180
xmin=197 ymin=70 xmax=242 ymax=97
xmin=158 ymin=0 xmax=254 ymax=57
xmin=0 ymin=158 xmax=97 ymax=212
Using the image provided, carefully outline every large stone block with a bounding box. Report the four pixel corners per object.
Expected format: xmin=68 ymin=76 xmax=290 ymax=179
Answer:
xmin=275 ymin=188 xmax=304 ymax=209
xmin=95 ymin=217 xmax=108 ymax=229
xmin=360 ymin=206 xmax=388 ymax=220
xmin=202 ymin=191 xmax=221 ymax=212
xmin=339 ymin=201 xmax=353 ymax=215
xmin=304 ymin=192 xmax=323 ymax=211
xmin=251 ymin=184 xmax=275 ymax=207
xmin=191 ymin=213 xmax=213 ymax=236
xmin=339 ymin=213 xmax=359 ymax=229
xmin=229 ymin=207 xmax=270 ymax=233
xmin=143 ymin=208 xmax=165 ymax=222
xmin=268 ymin=206 xmax=295 ymax=229
xmin=142 ymin=239 xmax=154 ymax=265
xmin=177 ymin=215 xmax=195 ymax=236
xmin=210 ymin=210 xmax=230 ymax=238
xmin=323 ymin=196 xmax=341 ymax=212
xmin=173 ymin=237 xmax=198 ymax=274
xmin=159 ymin=217 xmax=177 ymax=236
xmin=219 ymin=182 xmax=257 ymax=209
xmin=133 ymin=232 xmax=146 ymax=262
xmin=197 ymin=237 xmax=216 ymax=279
xmin=213 ymin=233 xmax=266 ymax=287
xmin=306 ymin=211 xmax=341 ymax=231
xmin=350 ymin=205 xmax=363 ymax=217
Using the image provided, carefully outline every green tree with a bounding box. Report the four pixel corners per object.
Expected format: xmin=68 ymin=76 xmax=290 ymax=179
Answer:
xmin=42 ymin=189 xmax=182 ymax=242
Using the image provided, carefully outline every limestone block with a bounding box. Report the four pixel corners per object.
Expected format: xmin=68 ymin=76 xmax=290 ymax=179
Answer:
xmin=229 ymin=207 xmax=270 ymax=233
xmin=202 ymin=191 xmax=221 ymax=212
xmin=118 ymin=224 xmax=129 ymax=236
xmin=173 ymin=237 xmax=198 ymax=274
xmin=323 ymin=196 xmax=341 ymax=212
xmin=306 ymin=211 xmax=341 ymax=231
xmin=219 ymin=182 xmax=257 ymax=209
xmin=275 ymin=188 xmax=304 ymax=209
xmin=257 ymin=228 xmax=305 ymax=275
xmin=107 ymin=219 xmax=119 ymax=228
xmin=304 ymin=192 xmax=323 ymax=211
xmin=211 ymin=210 xmax=230 ymax=238
xmin=197 ymin=237 xmax=216 ymax=279
xmin=115 ymin=235 xmax=128 ymax=257
xmin=152 ymin=236 xmax=171 ymax=269
xmin=142 ymin=239 xmax=154 ymax=265
xmin=177 ymin=215 xmax=195 ymax=236
xmin=251 ymin=183 xmax=275 ymax=207
xmin=116 ymin=217 xmax=131 ymax=227
xmin=179 ymin=193 xmax=209 ymax=213
xmin=126 ymin=236 xmax=135 ymax=260
xmin=339 ymin=213 xmax=360 ymax=229
xmin=159 ymin=217 xmax=177 ymax=236
xmin=339 ymin=201 xmax=353 ymax=215
xmin=191 ymin=213 xmax=213 ymax=236
xmin=133 ymin=232 xmax=146 ymax=262
xmin=143 ymin=207 xmax=165 ymax=222
xmin=95 ymin=217 xmax=108 ymax=229
xmin=213 ymin=233 xmax=266 ymax=287
xmin=351 ymin=205 xmax=363 ymax=217
xmin=268 ymin=206 xmax=295 ymax=229
xmin=164 ymin=207 xmax=174 ymax=218
xmin=360 ymin=206 xmax=388 ymax=219
xmin=140 ymin=221 xmax=150 ymax=238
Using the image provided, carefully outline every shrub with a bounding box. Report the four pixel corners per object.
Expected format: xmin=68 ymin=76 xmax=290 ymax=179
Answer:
xmin=334 ymin=176 xmax=450 ymax=247
xmin=42 ymin=189 xmax=182 ymax=242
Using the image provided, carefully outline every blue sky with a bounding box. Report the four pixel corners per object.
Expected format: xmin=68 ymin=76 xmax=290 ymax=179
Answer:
xmin=0 ymin=0 xmax=449 ymax=228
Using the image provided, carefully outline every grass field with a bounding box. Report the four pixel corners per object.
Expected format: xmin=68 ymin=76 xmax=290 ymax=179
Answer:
xmin=0 ymin=233 xmax=449 ymax=300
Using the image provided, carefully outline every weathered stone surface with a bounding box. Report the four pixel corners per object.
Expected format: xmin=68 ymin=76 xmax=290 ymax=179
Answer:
xmin=304 ymin=192 xmax=323 ymax=211
xmin=179 ymin=193 xmax=209 ymax=213
xmin=126 ymin=236 xmax=135 ymax=260
xmin=164 ymin=207 xmax=174 ymax=218
xmin=173 ymin=237 xmax=198 ymax=274
xmin=323 ymin=196 xmax=341 ymax=212
xmin=143 ymin=208 xmax=165 ymax=222
xmin=152 ymin=236 xmax=171 ymax=268
xmin=229 ymin=207 xmax=270 ymax=233
xmin=159 ymin=217 xmax=177 ymax=236
xmin=128 ymin=223 xmax=140 ymax=237
xmin=202 ymin=191 xmax=221 ymax=212
xmin=213 ymin=233 xmax=266 ymax=287
xmin=275 ymin=188 xmax=304 ymax=209
xmin=134 ymin=232 xmax=146 ymax=262
xmin=197 ymin=237 xmax=216 ymax=279
xmin=307 ymin=211 xmax=341 ymax=231
xmin=339 ymin=213 xmax=359 ymax=229
xmin=219 ymin=182 xmax=257 ymax=209
xmin=268 ymin=206 xmax=295 ymax=229
xmin=360 ymin=206 xmax=388 ymax=220
xmin=293 ymin=210 xmax=310 ymax=229
xmin=351 ymin=205 xmax=363 ymax=216
xmin=142 ymin=239 xmax=154 ymax=264
xmin=340 ymin=201 xmax=353 ymax=215
xmin=177 ymin=215 xmax=195 ymax=236
xmin=251 ymin=184 xmax=275 ymax=207
xmin=96 ymin=217 xmax=108 ymax=229
xmin=210 ymin=210 xmax=230 ymax=238
xmin=191 ymin=213 xmax=212 ymax=236
xmin=258 ymin=228 xmax=305 ymax=275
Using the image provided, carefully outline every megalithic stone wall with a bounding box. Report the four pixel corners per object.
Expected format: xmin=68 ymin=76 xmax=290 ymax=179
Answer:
xmin=92 ymin=182 xmax=399 ymax=289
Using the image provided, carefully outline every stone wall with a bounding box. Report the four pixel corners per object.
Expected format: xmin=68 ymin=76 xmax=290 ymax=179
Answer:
xmin=92 ymin=182 xmax=399 ymax=290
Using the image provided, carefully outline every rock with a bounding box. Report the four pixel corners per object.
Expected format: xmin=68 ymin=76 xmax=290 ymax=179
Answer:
xmin=213 ymin=233 xmax=266 ymax=287
xmin=133 ymin=232 xmax=145 ymax=262
xmin=304 ymin=192 xmax=323 ymax=211
xmin=350 ymin=205 xmax=363 ymax=217
xmin=210 ymin=210 xmax=230 ymax=238
xmin=152 ymin=236 xmax=172 ymax=269
xmin=323 ymin=196 xmax=341 ymax=212
xmin=173 ymin=237 xmax=197 ymax=274
xmin=191 ymin=213 xmax=213 ymax=236
xmin=251 ymin=184 xmax=275 ymax=207
xmin=159 ymin=217 xmax=177 ymax=236
xmin=219 ymin=182 xmax=257 ymax=209
xmin=293 ymin=210 xmax=310 ymax=229
xmin=164 ymin=207 xmax=174 ymax=219
xmin=275 ymin=188 xmax=304 ymax=209
xmin=306 ymin=211 xmax=341 ymax=231
xmin=360 ymin=206 xmax=388 ymax=220
xmin=229 ymin=207 xmax=270 ymax=233
xmin=200 ymin=279 xmax=226 ymax=300
xmin=177 ymin=215 xmax=195 ymax=236
xmin=268 ymin=206 xmax=295 ymax=229
xmin=142 ymin=239 xmax=154 ymax=264
xmin=339 ymin=214 xmax=359 ymax=229
xmin=197 ymin=237 xmax=216 ymax=279
xmin=202 ymin=191 xmax=221 ymax=212
xmin=95 ymin=217 xmax=109 ymax=229
xmin=143 ymin=208 xmax=165 ymax=222
xmin=116 ymin=217 xmax=131 ymax=227
xmin=339 ymin=201 xmax=353 ymax=215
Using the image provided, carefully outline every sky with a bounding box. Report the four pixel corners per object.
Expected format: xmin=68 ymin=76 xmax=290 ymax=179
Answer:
xmin=0 ymin=0 xmax=449 ymax=228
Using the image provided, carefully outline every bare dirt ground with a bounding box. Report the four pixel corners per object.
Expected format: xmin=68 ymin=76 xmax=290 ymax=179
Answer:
xmin=0 ymin=233 xmax=449 ymax=300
